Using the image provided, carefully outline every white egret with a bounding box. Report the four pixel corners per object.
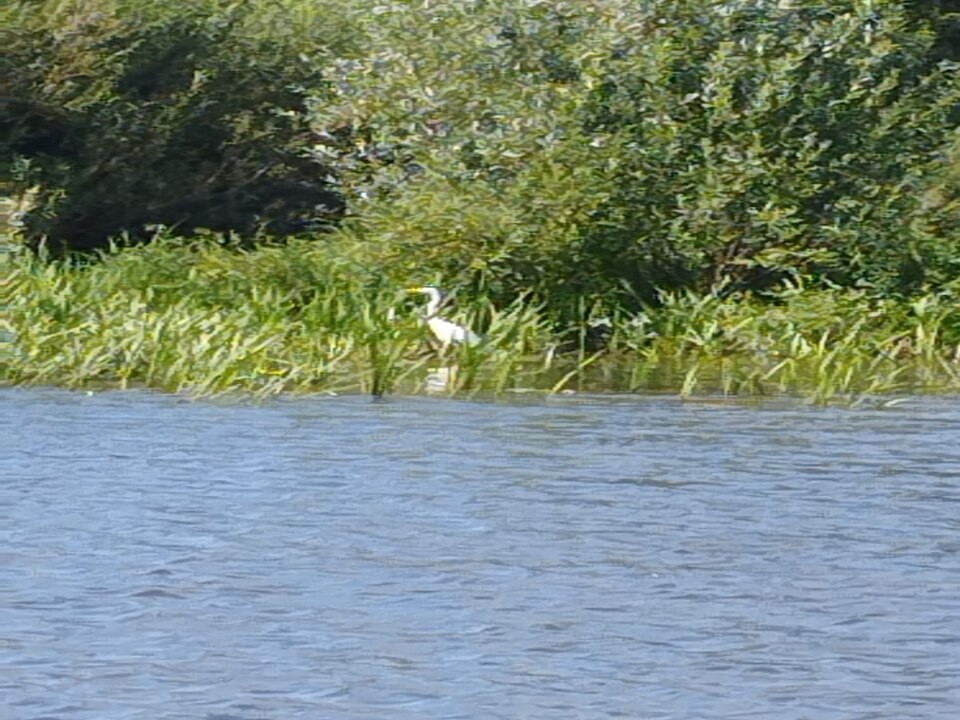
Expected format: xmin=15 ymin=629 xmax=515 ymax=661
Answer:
xmin=406 ymin=286 xmax=482 ymax=347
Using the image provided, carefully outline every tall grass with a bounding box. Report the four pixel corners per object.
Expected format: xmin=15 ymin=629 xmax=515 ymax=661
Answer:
xmin=5 ymin=239 xmax=960 ymax=403
xmin=602 ymin=281 xmax=960 ymax=403
xmin=2 ymin=238 xmax=557 ymax=398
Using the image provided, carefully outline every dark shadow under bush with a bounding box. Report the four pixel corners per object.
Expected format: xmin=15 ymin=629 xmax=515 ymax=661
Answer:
xmin=2 ymin=2 xmax=345 ymax=252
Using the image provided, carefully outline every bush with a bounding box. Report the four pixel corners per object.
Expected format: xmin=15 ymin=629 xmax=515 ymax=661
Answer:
xmin=580 ymin=2 xmax=960 ymax=298
xmin=306 ymin=0 xmax=960 ymax=313
xmin=2 ymin=0 xmax=357 ymax=251
xmin=4 ymin=0 xmax=960 ymax=316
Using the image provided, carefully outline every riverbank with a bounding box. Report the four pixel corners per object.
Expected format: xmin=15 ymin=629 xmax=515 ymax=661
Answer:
xmin=5 ymin=238 xmax=960 ymax=404
xmin=7 ymin=1 xmax=960 ymax=404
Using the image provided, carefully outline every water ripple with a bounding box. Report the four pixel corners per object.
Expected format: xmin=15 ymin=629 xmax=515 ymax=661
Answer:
xmin=2 ymin=389 xmax=960 ymax=718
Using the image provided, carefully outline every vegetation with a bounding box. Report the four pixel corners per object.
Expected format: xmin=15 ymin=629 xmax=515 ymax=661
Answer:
xmin=6 ymin=239 xmax=960 ymax=402
xmin=4 ymin=0 xmax=960 ymax=402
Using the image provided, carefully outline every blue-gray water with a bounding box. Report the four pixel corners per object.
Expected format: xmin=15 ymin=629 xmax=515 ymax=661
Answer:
xmin=2 ymin=388 xmax=960 ymax=719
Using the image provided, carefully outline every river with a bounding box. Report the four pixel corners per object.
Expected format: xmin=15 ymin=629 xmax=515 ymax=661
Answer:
xmin=2 ymin=388 xmax=959 ymax=719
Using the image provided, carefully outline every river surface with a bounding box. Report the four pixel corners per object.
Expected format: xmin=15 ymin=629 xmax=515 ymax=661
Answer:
xmin=2 ymin=388 xmax=960 ymax=719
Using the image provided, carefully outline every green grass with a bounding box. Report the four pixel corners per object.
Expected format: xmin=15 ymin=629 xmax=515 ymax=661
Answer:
xmin=5 ymin=238 xmax=960 ymax=404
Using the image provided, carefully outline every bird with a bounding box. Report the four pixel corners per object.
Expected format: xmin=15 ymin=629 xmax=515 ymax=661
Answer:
xmin=406 ymin=286 xmax=482 ymax=347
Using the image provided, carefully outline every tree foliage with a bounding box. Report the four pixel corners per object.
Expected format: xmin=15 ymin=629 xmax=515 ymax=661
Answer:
xmin=3 ymin=0 xmax=960 ymax=314
xmin=2 ymin=0 xmax=356 ymax=250
xmin=308 ymin=0 xmax=960 ymax=309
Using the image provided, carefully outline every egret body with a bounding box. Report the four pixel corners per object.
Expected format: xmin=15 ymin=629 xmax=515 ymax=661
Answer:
xmin=407 ymin=286 xmax=481 ymax=347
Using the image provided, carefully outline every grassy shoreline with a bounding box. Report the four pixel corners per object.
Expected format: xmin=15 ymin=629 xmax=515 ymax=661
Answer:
xmin=7 ymin=1 xmax=960 ymax=407
xmin=5 ymin=237 xmax=960 ymax=404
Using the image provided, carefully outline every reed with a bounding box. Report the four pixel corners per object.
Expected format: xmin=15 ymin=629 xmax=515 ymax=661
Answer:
xmin=5 ymin=240 xmax=960 ymax=403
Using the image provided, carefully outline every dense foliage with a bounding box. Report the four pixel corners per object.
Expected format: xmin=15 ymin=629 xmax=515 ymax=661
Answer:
xmin=2 ymin=0 xmax=353 ymax=249
xmin=307 ymin=0 xmax=960 ymax=309
xmin=4 ymin=1 xmax=960 ymax=396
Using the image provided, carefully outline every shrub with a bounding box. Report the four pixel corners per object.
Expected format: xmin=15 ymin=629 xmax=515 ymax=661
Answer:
xmin=2 ymin=0 xmax=357 ymax=251
xmin=306 ymin=0 xmax=960 ymax=313
xmin=4 ymin=0 xmax=960 ymax=315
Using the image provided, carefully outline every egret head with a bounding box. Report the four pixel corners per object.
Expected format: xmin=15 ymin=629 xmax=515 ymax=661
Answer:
xmin=406 ymin=285 xmax=443 ymax=298
xmin=406 ymin=285 xmax=444 ymax=312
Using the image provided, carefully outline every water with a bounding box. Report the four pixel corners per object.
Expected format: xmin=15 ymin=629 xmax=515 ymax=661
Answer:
xmin=2 ymin=388 xmax=960 ymax=720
